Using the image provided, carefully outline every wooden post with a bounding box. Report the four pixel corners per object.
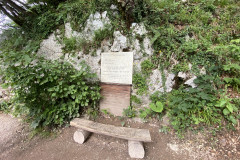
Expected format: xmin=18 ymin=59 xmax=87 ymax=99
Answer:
xmin=128 ymin=140 xmax=145 ymax=159
xmin=73 ymin=129 xmax=90 ymax=144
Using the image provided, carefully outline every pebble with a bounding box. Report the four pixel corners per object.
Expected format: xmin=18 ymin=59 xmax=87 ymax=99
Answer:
xmin=220 ymin=139 xmax=226 ymax=146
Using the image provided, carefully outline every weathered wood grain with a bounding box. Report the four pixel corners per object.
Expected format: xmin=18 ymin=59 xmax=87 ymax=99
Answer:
xmin=100 ymin=83 xmax=131 ymax=116
xmin=70 ymin=118 xmax=152 ymax=142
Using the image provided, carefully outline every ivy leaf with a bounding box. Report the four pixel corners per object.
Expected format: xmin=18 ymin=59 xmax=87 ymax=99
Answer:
xmin=223 ymin=109 xmax=230 ymax=115
xmin=224 ymin=77 xmax=233 ymax=83
xmin=150 ymin=101 xmax=163 ymax=113
xmin=226 ymin=104 xmax=233 ymax=113
xmin=23 ymin=55 xmax=32 ymax=65
xmin=229 ymin=116 xmax=237 ymax=124
xmin=216 ymin=100 xmax=227 ymax=107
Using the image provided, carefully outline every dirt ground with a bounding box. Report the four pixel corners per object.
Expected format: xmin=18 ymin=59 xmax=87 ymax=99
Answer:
xmin=0 ymin=113 xmax=239 ymax=160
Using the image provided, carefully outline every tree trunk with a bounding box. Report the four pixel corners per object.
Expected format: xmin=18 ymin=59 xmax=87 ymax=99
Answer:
xmin=0 ymin=4 xmax=23 ymax=26
xmin=4 ymin=0 xmax=26 ymax=14
xmin=0 ymin=0 xmax=27 ymax=26
xmin=15 ymin=0 xmax=29 ymax=10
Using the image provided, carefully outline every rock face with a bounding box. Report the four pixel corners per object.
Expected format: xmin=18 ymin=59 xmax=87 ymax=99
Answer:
xmin=149 ymin=69 xmax=175 ymax=94
xmin=65 ymin=12 xmax=110 ymax=40
xmin=110 ymin=31 xmax=128 ymax=52
xmin=37 ymin=33 xmax=63 ymax=60
xmin=184 ymin=76 xmax=197 ymax=88
xmin=37 ymin=11 xmax=176 ymax=110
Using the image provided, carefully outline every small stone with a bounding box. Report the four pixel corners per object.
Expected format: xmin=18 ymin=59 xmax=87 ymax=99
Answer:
xmin=94 ymin=12 xmax=101 ymax=19
xmin=101 ymin=11 xmax=107 ymax=19
xmin=184 ymin=76 xmax=197 ymax=88
xmin=220 ymin=139 xmax=226 ymax=146
xmin=131 ymin=23 xmax=147 ymax=36
xmin=161 ymin=115 xmax=170 ymax=126
xmin=110 ymin=4 xmax=117 ymax=10
xmin=200 ymin=67 xmax=206 ymax=75
xmin=110 ymin=31 xmax=128 ymax=52
xmin=188 ymin=63 xmax=193 ymax=70
xmin=178 ymin=72 xmax=187 ymax=80
xmin=167 ymin=143 xmax=179 ymax=152
xmin=143 ymin=37 xmax=154 ymax=56
xmin=185 ymin=34 xmax=190 ymax=41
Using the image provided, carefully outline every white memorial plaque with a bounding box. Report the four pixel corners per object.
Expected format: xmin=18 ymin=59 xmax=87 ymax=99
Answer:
xmin=101 ymin=52 xmax=133 ymax=84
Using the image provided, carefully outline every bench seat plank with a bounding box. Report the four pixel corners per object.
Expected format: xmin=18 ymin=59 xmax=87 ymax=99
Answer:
xmin=70 ymin=118 xmax=151 ymax=142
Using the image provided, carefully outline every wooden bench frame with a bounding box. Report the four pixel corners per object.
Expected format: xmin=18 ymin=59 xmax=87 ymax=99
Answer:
xmin=70 ymin=118 xmax=152 ymax=159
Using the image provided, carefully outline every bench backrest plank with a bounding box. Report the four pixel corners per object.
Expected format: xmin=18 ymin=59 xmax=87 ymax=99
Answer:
xmin=70 ymin=118 xmax=152 ymax=142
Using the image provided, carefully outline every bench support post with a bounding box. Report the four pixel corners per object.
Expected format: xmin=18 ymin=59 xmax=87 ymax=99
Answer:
xmin=128 ymin=140 xmax=145 ymax=159
xmin=73 ymin=129 xmax=90 ymax=144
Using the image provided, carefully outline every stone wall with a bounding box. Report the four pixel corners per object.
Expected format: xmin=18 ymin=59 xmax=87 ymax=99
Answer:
xmin=37 ymin=11 xmax=177 ymax=110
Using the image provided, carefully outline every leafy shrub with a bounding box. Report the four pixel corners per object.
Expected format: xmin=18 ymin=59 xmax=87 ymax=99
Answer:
xmin=93 ymin=27 xmax=114 ymax=48
xmin=0 ymin=51 xmax=101 ymax=128
xmin=171 ymin=62 xmax=189 ymax=73
xmin=216 ymin=94 xmax=238 ymax=125
xmin=0 ymin=101 xmax=10 ymax=112
xmin=132 ymin=72 xmax=148 ymax=95
xmin=62 ymin=37 xmax=77 ymax=53
xmin=60 ymin=27 xmax=113 ymax=55
xmin=123 ymin=106 xmax=137 ymax=118
xmin=209 ymin=39 xmax=240 ymax=90
xmin=141 ymin=59 xmax=156 ymax=76
xmin=139 ymin=107 xmax=152 ymax=120
xmin=130 ymin=95 xmax=142 ymax=105
xmin=168 ymin=75 xmax=223 ymax=132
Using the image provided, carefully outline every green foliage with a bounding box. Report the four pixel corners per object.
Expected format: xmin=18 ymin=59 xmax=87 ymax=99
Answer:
xmin=147 ymin=0 xmax=240 ymax=73
xmin=172 ymin=62 xmax=189 ymax=73
xmin=130 ymin=95 xmax=141 ymax=105
xmin=159 ymin=126 xmax=169 ymax=134
xmin=1 ymin=0 xmax=240 ymax=134
xmin=0 ymin=101 xmax=10 ymax=112
xmin=141 ymin=59 xmax=156 ymax=76
xmin=60 ymin=27 xmax=113 ymax=55
xmin=150 ymin=101 xmax=163 ymax=113
xmin=132 ymin=72 xmax=148 ymax=95
xmin=123 ymin=106 xmax=137 ymax=118
xmin=0 ymin=51 xmax=101 ymax=128
xmin=93 ymin=27 xmax=114 ymax=48
xmin=139 ymin=107 xmax=152 ymax=120
xmin=209 ymin=39 xmax=240 ymax=90
xmin=101 ymin=109 xmax=110 ymax=115
xmin=168 ymin=75 xmax=223 ymax=132
xmin=150 ymin=91 xmax=168 ymax=104
xmin=180 ymin=40 xmax=199 ymax=54
xmin=139 ymin=100 xmax=165 ymax=120
xmin=216 ymin=94 xmax=238 ymax=124
xmin=62 ymin=37 xmax=77 ymax=54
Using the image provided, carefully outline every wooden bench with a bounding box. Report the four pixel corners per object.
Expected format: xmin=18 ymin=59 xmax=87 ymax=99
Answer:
xmin=70 ymin=118 xmax=152 ymax=159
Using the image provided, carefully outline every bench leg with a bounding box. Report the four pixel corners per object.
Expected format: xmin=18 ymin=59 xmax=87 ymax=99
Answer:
xmin=73 ymin=129 xmax=90 ymax=144
xmin=128 ymin=140 xmax=145 ymax=159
